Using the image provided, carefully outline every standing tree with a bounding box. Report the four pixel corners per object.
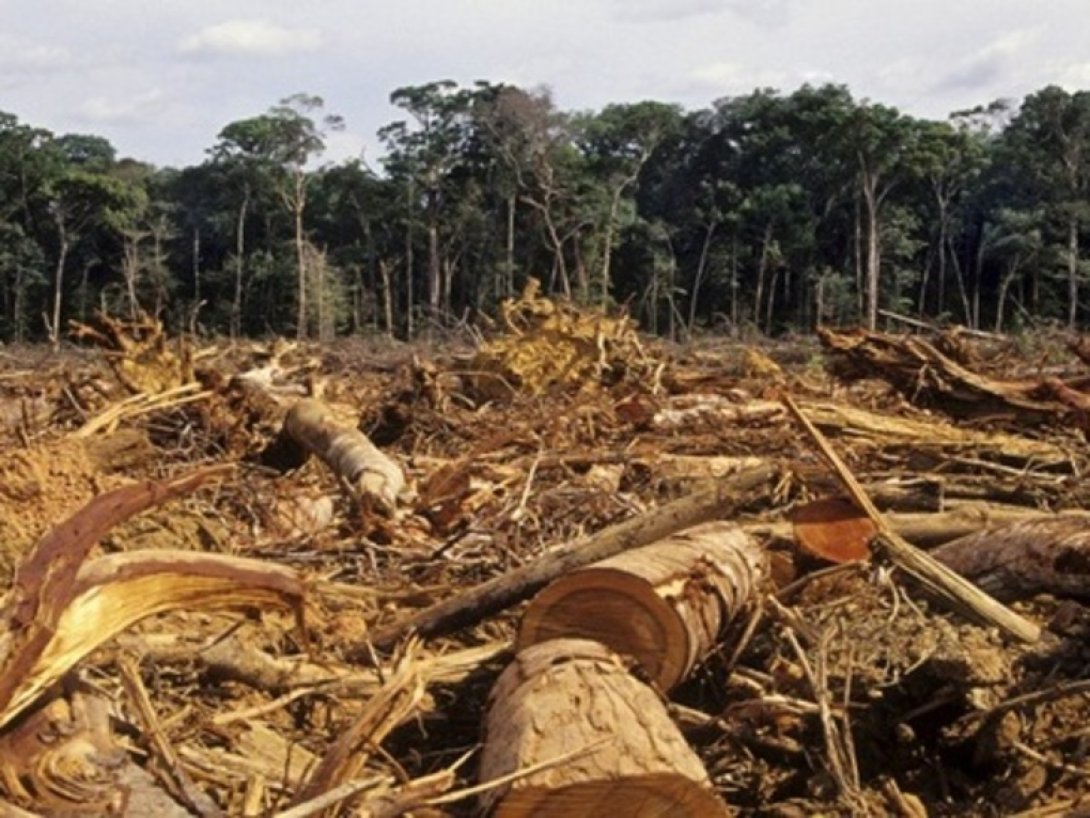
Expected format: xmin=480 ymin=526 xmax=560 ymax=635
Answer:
xmin=1000 ymin=87 xmax=1090 ymax=328
xmin=214 ymin=94 xmax=343 ymax=338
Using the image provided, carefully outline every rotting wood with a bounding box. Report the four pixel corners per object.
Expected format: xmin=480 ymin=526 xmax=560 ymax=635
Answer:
xmin=365 ymin=461 xmax=777 ymax=651
xmin=782 ymin=394 xmax=1040 ymax=644
xmin=932 ymin=517 xmax=1090 ymax=601
xmin=283 ymin=398 xmax=404 ymax=512
xmin=518 ymin=522 xmax=767 ymax=691
xmin=818 ymin=325 xmax=1087 ymax=427
xmin=478 ymin=638 xmax=731 ymax=817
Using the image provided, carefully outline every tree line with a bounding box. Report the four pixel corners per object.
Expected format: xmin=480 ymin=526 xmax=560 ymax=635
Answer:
xmin=1 ymin=81 xmax=1088 ymax=344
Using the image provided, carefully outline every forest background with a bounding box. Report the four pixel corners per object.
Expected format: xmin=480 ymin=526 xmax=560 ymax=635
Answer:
xmin=1 ymin=80 xmax=1088 ymax=344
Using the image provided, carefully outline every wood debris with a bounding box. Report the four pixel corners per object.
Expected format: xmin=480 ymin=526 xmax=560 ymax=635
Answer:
xmin=0 ymin=311 xmax=1088 ymax=815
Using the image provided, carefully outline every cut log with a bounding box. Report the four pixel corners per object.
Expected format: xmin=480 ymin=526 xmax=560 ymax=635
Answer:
xmin=365 ymin=462 xmax=776 ymax=651
xmin=479 ymin=639 xmax=730 ymax=817
xmin=517 ymin=522 xmax=766 ymax=691
xmin=283 ymin=398 xmax=404 ymax=511
xmin=932 ymin=517 xmax=1090 ymax=601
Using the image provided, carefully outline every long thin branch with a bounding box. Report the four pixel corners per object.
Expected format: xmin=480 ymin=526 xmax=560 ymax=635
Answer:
xmin=781 ymin=394 xmax=1039 ymax=644
xmin=364 ymin=461 xmax=777 ymax=651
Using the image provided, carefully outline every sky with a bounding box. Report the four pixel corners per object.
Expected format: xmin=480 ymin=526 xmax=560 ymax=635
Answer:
xmin=2 ymin=0 xmax=1088 ymax=169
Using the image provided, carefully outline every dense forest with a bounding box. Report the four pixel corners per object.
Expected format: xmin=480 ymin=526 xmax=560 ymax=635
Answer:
xmin=1 ymin=81 xmax=1088 ymax=343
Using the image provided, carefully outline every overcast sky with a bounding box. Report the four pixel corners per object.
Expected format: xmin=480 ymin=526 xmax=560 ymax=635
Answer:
xmin=2 ymin=0 xmax=1088 ymax=169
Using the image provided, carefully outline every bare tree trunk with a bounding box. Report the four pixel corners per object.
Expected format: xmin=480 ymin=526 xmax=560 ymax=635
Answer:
xmin=426 ymin=189 xmax=441 ymax=319
xmin=972 ymin=231 xmax=985 ymax=330
xmin=861 ymin=172 xmax=881 ymax=331
xmin=292 ymin=172 xmax=308 ymax=340
xmin=50 ymin=214 xmax=68 ymax=349
xmin=753 ymin=221 xmax=773 ymax=327
xmin=505 ymin=194 xmax=516 ymax=298
xmin=995 ymin=259 xmax=1022 ymax=333
xmin=687 ymin=220 xmax=715 ymax=333
xmin=947 ymin=235 xmax=973 ymax=325
xmin=600 ymin=187 xmax=623 ymax=307
xmin=231 ymin=189 xmax=249 ymax=339
xmin=379 ymin=260 xmax=394 ymax=338
xmin=853 ymin=189 xmax=863 ymax=322
xmin=1068 ymin=216 xmax=1080 ymax=330
xmin=192 ymin=226 xmax=201 ymax=308
xmin=729 ymin=236 xmax=738 ymax=334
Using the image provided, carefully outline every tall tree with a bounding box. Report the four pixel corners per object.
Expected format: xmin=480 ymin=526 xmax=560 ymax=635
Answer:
xmin=1001 ymin=87 xmax=1090 ymax=328
xmin=214 ymin=94 xmax=343 ymax=338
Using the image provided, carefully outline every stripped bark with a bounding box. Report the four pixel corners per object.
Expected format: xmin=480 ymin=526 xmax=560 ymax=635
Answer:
xmin=479 ymin=639 xmax=730 ymax=817
xmin=283 ymin=398 xmax=404 ymax=511
xmin=518 ymin=522 xmax=767 ymax=691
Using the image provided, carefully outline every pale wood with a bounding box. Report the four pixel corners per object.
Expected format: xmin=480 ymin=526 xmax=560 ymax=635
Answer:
xmin=284 ymin=398 xmax=404 ymax=511
xmin=479 ymin=639 xmax=730 ymax=817
xmin=745 ymin=505 xmax=1090 ymax=549
xmin=518 ymin=522 xmax=766 ymax=691
xmin=366 ymin=462 xmax=776 ymax=651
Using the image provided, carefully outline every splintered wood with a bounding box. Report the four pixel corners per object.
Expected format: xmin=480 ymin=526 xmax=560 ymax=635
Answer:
xmin=1 ymin=312 xmax=1090 ymax=816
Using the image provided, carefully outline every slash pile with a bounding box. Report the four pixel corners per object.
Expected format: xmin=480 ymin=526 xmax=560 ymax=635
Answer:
xmin=0 ymin=307 xmax=1088 ymax=816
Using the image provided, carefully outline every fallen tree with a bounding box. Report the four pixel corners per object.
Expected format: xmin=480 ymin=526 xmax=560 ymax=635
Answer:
xmin=283 ymin=398 xmax=405 ymax=512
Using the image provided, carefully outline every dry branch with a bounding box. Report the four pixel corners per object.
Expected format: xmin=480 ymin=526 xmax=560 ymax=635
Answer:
xmin=366 ymin=461 xmax=777 ymax=651
xmin=782 ymin=394 xmax=1040 ymax=644
xmin=518 ymin=522 xmax=766 ymax=690
xmin=286 ymin=641 xmax=426 ymax=812
xmin=283 ymin=398 xmax=404 ymax=511
xmin=479 ymin=639 xmax=730 ymax=817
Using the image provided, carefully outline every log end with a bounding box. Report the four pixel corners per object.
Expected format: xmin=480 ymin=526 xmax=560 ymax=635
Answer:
xmin=491 ymin=774 xmax=732 ymax=817
xmin=517 ymin=568 xmax=690 ymax=690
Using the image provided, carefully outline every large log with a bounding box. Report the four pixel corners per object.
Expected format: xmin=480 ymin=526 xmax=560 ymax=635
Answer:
xmin=518 ymin=522 xmax=766 ymax=691
xmin=932 ymin=517 xmax=1090 ymax=601
xmin=365 ymin=462 xmax=777 ymax=651
xmin=283 ymin=398 xmax=404 ymax=511
xmin=479 ymin=639 xmax=730 ymax=817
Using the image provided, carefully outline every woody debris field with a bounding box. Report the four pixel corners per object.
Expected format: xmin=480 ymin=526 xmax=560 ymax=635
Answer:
xmin=2 ymin=288 xmax=1090 ymax=817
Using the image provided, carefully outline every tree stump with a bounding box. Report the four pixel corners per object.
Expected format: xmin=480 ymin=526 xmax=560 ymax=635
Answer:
xmin=479 ymin=638 xmax=730 ymax=817
xmin=517 ymin=522 xmax=766 ymax=691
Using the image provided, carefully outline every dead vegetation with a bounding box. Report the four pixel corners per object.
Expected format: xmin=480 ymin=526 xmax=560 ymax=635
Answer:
xmin=0 ymin=293 xmax=1089 ymax=815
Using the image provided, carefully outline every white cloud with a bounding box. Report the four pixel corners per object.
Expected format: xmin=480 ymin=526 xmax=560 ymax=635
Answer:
xmin=0 ymin=35 xmax=72 ymax=79
xmin=684 ymin=61 xmax=787 ymax=95
xmin=1056 ymin=61 xmax=1090 ymax=88
xmin=615 ymin=0 xmax=794 ymax=25
xmin=79 ymin=88 xmax=168 ymax=124
xmin=178 ymin=19 xmax=323 ymax=57
xmin=936 ymin=29 xmax=1040 ymax=91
